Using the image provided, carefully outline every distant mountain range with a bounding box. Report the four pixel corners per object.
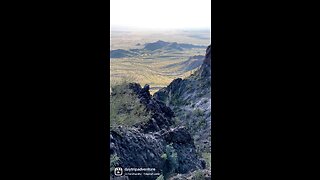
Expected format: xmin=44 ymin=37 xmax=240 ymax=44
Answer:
xmin=110 ymin=40 xmax=206 ymax=58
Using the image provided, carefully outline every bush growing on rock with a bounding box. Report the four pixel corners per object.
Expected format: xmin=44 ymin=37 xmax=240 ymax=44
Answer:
xmin=202 ymin=153 xmax=211 ymax=169
xmin=110 ymin=154 xmax=120 ymax=173
xmin=193 ymin=170 xmax=205 ymax=180
xmin=163 ymin=143 xmax=179 ymax=178
xmin=193 ymin=108 xmax=205 ymax=117
xmin=161 ymin=153 xmax=168 ymax=160
xmin=156 ymin=174 xmax=165 ymax=180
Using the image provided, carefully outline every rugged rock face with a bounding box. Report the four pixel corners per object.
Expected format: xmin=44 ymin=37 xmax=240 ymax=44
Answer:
xmin=162 ymin=127 xmax=206 ymax=173
xmin=195 ymin=45 xmax=211 ymax=77
xmin=110 ymin=83 xmax=204 ymax=179
xmin=110 ymin=127 xmax=165 ymax=173
xmin=111 ymin=83 xmax=174 ymax=133
xmin=154 ymin=45 xmax=212 ymax=153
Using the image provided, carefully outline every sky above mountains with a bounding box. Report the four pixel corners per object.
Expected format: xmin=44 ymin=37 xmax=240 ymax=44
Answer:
xmin=110 ymin=0 xmax=211 ymax=30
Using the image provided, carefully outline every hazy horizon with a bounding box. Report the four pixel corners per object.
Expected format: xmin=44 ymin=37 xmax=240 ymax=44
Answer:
xmin=111 ymin=0 xmax=211 ymax=30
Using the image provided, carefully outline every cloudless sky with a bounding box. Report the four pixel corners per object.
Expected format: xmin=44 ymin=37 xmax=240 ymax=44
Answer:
xmin=110 ymin=0 xmax=211 ymax=30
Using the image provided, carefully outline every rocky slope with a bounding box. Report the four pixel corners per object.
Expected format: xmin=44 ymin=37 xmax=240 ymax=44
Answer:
xmin=110 ymin=83 xmax=205 ymax=180
xmin=163 ymin=55 xmax=205 ymax=73
xmin=154 ymin=45 xmax=211 ymax=153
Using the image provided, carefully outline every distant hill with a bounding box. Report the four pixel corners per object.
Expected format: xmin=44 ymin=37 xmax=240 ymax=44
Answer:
xmin=110 ymin=49 xmax=137 ymax=58
xmin=144 ymin=40 xmax=170 ymax=51
xmin=164 ymin=55 xmax=205 ymax=72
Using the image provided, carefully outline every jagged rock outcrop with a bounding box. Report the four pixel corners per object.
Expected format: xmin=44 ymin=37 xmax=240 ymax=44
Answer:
xmin=111 ymin=83 xmax=174 ymax=133
xmin=195 ymin=45 xmax=211 ymax=77
xmin=154 ymin=45 xmax=212 ymax=153
xmin=110 ymin=83 xmax=204 ymax=179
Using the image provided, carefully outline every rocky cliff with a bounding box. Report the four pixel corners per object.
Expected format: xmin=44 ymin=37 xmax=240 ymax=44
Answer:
xmin=154 ymin=45 xmax=211 ymax=153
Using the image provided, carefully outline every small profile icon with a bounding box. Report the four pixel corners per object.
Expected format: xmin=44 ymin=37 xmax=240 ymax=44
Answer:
xmin=114 ymin=167 xmax=123 ymax=176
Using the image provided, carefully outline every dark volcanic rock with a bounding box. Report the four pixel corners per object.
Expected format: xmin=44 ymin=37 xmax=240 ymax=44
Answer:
xmin=162 ymin=126 xmax=192 ymax=144
xmin=110 ymin=126 xmax=203 ymax=179
xmin=110 ymin=128 xmax=165 ymax=172
xmin=162 ymin=127 xmax=202 ymax=173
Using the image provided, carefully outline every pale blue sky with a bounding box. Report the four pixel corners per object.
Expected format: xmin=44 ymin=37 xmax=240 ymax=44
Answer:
xmin=110 ymin=0 xmax=211 ymax=30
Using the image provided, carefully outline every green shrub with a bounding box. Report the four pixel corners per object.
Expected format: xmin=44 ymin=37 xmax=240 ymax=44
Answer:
xmin=173 ymin=117 xmax=180 ymax=125
xmin=155 ymin=174 xmax=164 ymax=180
xmin=110 ymin=154 xmax=120 ymax=173
xmin=162 ymin=143 xmax=179 ymax=178
xmin=193 ymin=108 xmax=205 ymax=117
xmin=197 ymin=118 xmax=206 ymax=128
xmin=193 ymin=170 xmax=205 ymax=180
xmin=166 ymin=144 xmax=178 ymax=169
xmin=161 ymin=153 xmax=167 ymax=160
xmin=202 ymin=153 xmax=211 ymax=169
